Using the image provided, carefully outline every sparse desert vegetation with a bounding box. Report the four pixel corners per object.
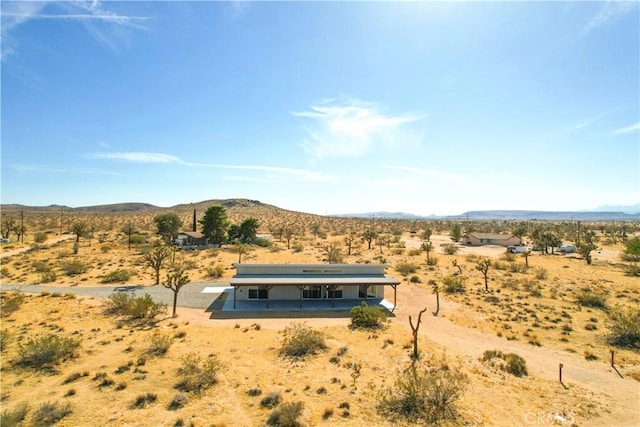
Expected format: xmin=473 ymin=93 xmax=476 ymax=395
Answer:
xmin=1 ymin=200 xmax=639 ymax=425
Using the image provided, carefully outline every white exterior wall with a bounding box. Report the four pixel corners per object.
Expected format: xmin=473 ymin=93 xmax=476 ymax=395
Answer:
xmin=235 ymin=285 xmax=382 ymax=301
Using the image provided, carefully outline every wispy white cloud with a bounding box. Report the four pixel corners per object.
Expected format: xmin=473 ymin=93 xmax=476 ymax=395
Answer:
xmin=293 ymin=97 xmax=423 ymax=160
xmin=11 ymin=164 xmax=118 ymax=175
xmin=91 ymin=152 xmax=182 ymax=163
xmin=1 ymin=0 xmax=150 ymax=60
xmin=91 ymin=151 xmax=334 ymax=182
xmin=613 ymin=122 xmax=640 ymax=135
xmin=583 ymin=1 xmax=638 ymax=35
xmin=383 ymin=165 xmax=471 ymax=186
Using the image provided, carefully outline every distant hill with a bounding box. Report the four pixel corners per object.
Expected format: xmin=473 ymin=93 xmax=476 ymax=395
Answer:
xmin=459 ymin=210 xmax=640 ymax=221
xmin=332 ymin=211 xmax=441 ymax=220
xmin=590 ymin=204 xmax=639 ymax=215
xmin=1 ymin=203 xmax=159 ymax=213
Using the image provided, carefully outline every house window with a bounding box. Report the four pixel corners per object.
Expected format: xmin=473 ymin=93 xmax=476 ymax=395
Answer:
xmin=248 ymin=287 xmax=268 ymax=299
xmin=327 ymin=286 xmax=343 ymax=299
xmin=303 ymin=286 xmax=322 ymax=299
xmin=359 ymin=285 xmax=377 ymax=298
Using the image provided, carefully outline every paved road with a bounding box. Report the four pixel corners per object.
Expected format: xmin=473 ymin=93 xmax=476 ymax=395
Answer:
xmin=0 ymin=282 xmax=229 ymax=309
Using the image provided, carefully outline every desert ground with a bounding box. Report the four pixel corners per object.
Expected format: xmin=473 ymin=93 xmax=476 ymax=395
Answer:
xmin=1 ymin=203 xmax=639 ymax=426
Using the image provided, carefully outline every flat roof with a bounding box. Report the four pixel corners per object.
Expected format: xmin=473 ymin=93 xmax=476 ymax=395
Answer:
xmin=230 ymin=275 xmax=400 ymax=286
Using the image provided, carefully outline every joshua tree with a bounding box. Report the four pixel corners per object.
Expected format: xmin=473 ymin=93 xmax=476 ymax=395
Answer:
xmin=450 ymin=223 xmax=462 ymax=242
xmin=71 ymin=222 xmax=88 ymax=254
xmin=577 ymin=230 xmax=598 ymax=265
xmin=409 ymin=307 xmax=428 ymax=360
xmin=343 ymin=232 xmax=357 ymax=256
xmin=143 ymin=241 xmax=172 ymax=285
xmin=230 ymin=243 xmax=251 ymax=263
xmin=476 ymin=258 xmax=491 ymax=291
xmin=282 ymin=225 xmax=296 ymax=249
xmin=362 ymin=229 xmax=378 ymax=250
xmin=452 ymin=259 xmax=463 ymax=274
xmin=429 ymin=280 xmax=440 ymax=316
xmin=163 ymin=265 xmax=191 ymax=318
xmin=421 ymin=241 xmax=434 ymax=264
xmin=522 ymin=249 xmax=531 ymax=268
xmin=421 ymin=227 xmax=433 ymax=242
xmin=324 ymin=241 xmax=344 ymax=263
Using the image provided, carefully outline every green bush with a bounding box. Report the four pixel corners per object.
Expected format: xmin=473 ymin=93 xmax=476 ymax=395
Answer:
xmin=442 ymin=275 xmax=466 ymax=294
xmin=106 ymin=293 xmax=166 ymax=320
xmin=31 ymin=401 xmax=72 ymax=427
xmin=607 ymin=306 xmax=640 ymax=348
xmin=482 ymin=350 xmax=528 ymax=377
xmin=101 ymin=269 xmax=132 ymax=284
xmin=426 ymin=256 xmax=438 ymax=266
xmin=279 ymin=323 xmax=327 ymax=358
xmin=148 ymin=332 xmax=173 ymax=356
xmin=174 ymin=352 xmax=221 ymax=395
xmin=0 ymin=402 xmax=29 ymax=427
xmin=14 ymin=334 xmax=80 ymax=371
xmin=379 ymin=362 xmax=466 ymax=423
xmin=395 ymin=262 xmax=419 ymax=276
xmin=267 ymin=401 xmax=304 ymax=427
xmin=40 ymin=269 xmax=57 ymax=283
xmin=350 ymin=301 xmax=387 ymax=330
xmin=1 ymin=292 xmax=27 ymax=317
xmin=61 ymin=260 xmax=89 ymax=276
xmin=576 ymin=287 xmax=608 ymax=309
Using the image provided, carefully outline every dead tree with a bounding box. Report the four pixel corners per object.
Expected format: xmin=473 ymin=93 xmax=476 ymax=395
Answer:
xmin=409 ymin=307 xmax=427 ymax=360
xmin=429 ymin=280 xmax=440 ymax=316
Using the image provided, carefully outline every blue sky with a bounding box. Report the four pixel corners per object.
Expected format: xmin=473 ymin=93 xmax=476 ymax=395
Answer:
xmin=1 ymin=1 xmax=638 ymax=216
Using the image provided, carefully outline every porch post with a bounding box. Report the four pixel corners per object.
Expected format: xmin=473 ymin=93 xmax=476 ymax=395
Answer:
xmin=391 ymin=284 xmax=397 ymax=313
xmin=265 ymin=285 xmax=273 ymax=308
xmin=233 ymin=285 xmax=237 ymax=309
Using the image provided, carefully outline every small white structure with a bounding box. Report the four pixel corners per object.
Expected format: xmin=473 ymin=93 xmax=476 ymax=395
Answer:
xmin=229 ymin=263 xmax=400 ymax=310
xmin=461 ymin=232 xmax=522 ymax=247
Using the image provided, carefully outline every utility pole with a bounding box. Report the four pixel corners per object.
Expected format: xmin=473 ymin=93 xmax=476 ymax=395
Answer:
xmin=20 ymin=210 xmax=24 ymax=243
xmin=60 ymin=207 xmax=64 ymax=235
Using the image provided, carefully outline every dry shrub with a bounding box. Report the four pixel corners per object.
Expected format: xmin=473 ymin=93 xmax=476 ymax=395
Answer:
xmin=101 ymin=269 xmax=132 ymax=283
xmin=1 ymin=292 xmax=27 ymax=317
xmin=14 ymin=334 xmax=80 ymax=371
xmin=168 ymin=393 xmax=190 ymax=410
xmin=350 ymin=301 xmax=386 ymax=330
xmin=106 ymin=292 xmax=166 ymax=320
xmin=175 ymin=352 xmax=221 ymax=395
xmin=482 ymin=350 xmax=528 ymax=377
xmin=148 ymin=332 xmax=173 ymax=356
xmin=267 ymin=401 xmax=304 ymax=427
xmin=607 ymin=306 xmax=640 ymax=348
xmin=31 ymin=401 xmax=72 ymax=427
xmin=442 ymin=275 xmax=466 ymax=294
xmin=260 ymin=392 xmax=282 ymax=409
xmin=0 ymin=402 xmax=29 ymax=427
xmin=576 ymin=287 xmax=608 ymax=309
xmin=279 ymin=323 xmax=327 ymax=358
xmin=379 ymin=359 xmax=466 ymax=424
xmin=131 ymin=393 xmax=157 ymax=409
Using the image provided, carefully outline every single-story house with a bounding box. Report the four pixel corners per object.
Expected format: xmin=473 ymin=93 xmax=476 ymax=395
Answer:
xmin=461 ymin=233 xmax=522 ymax=247
xmin=229 ymin=263 xmax=400 ymax=310
xmin=175 ymin=231 xmax=206 ymax=246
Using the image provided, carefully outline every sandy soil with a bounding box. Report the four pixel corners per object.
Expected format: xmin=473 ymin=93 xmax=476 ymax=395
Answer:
xmin=1 ymin=229 xmax=639 ymax=426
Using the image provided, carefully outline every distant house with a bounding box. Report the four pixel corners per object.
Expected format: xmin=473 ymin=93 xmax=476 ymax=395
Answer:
xmin=461 ymin=232 xmax=521 ymax=247
xmin=229 ymin=263 xmax=400 ymax=310
xmin=175 ymin=231 xmax=206 ymax=246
